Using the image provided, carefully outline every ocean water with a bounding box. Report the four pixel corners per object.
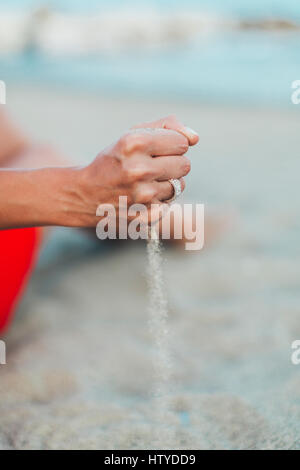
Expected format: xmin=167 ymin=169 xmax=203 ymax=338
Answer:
xmin=0 ymin=0 xmax=299 ymax=105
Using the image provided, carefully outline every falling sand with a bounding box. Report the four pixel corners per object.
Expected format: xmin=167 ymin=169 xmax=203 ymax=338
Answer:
xmin=147 ymin=225 xmax=176 ymax=448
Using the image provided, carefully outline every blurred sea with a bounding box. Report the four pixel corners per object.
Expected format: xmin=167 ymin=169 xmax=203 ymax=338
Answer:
xmin=0 ymin=0 xmax=300 ymax=106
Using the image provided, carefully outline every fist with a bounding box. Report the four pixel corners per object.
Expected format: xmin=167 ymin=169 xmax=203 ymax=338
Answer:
xmin=77 ymin=117 xmax=198 ymax=227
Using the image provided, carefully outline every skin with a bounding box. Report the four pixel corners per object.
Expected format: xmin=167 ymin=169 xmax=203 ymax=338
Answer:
xmin=0 ymin=112 xmax=199 ymax=231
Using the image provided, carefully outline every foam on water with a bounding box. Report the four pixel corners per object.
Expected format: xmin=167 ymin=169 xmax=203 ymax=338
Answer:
xmin=1 ymin=4 xmax=300 ymax=55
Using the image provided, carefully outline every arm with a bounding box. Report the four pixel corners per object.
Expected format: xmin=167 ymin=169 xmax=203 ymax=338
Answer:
xmin=0 ymin=113 xmax=198 ymax=230
xmin=0 ymin=109 xmax=84 ymax=229
xmin=0 ymin=166 xmax=84 ymax=229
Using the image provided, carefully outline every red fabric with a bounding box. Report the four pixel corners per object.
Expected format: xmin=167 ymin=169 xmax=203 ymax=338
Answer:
xmin=0 ymin=227 xmax=41 ymax=333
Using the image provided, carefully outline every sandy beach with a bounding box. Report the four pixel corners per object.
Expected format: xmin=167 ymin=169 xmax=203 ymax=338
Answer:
xmin=0 ymin=85 xmax=300 ymax=449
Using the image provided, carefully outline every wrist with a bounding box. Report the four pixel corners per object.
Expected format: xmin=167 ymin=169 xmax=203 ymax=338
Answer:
xmin=11 ymin=165 xmax=88 ymax=228
xmin=42 ymin=165 xmax=93 ymax=228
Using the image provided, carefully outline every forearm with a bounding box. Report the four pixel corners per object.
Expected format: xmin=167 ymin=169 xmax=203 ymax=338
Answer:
xmin=0 ymin=166 xmax=90 ymax=229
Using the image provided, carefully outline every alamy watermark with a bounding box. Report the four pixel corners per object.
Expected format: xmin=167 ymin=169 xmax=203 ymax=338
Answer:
xmin=291 ymin=80 xmax=300 ymax=105
xmin=0 ymin=80 xmax=6 ymax=105
xmin=0 ymin=340 xmax=6 ymax=365
xmin=291 ymin=340 xmax=300 ymax=365
xmin=96 ymin=197 xmax=205 ymax=251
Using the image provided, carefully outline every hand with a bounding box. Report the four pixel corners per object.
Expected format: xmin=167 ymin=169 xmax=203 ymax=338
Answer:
xmin=75 ymin=124 xmax=194 ymax=227
xmin=0 ymin=114 xmax=198 ymax=230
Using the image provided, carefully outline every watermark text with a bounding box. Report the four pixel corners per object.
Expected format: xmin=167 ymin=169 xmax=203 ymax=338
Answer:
xmin=291 ymin=340 xmax=300 ymax=365
xmin=0 ymin=80 xmax=6 ymax=105
xmin=291 ymin=80 xmax=300 ymax=105
xmin=0 ymin=340 xmax=6 ymax=365
xmin=96 ymin=197 xmax=205 ymax=251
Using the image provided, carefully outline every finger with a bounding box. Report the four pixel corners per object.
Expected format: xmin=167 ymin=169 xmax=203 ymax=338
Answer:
xmin=156 ymin=178 xmax=185 ymax=202
xmin=161 ymin=115 xmax=199 ymax=146
xmin=133 ymin=182 xmax=158 ymax=204
xmin=122 ymin=153 xmax=190 ymax=184
xmin=133 ymin=178 xmax=185 ymax=204
xmin=150 ymin=155 xmax=191 ymax=181
xmin=120 ymin=128 xmax=189 ymax=156
xmin=132 ymin=115 xmax=199 ymax=146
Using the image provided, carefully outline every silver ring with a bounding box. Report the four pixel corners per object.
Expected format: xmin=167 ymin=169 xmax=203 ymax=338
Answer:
xmin=166 ymin=178 xmax=182 ymax=203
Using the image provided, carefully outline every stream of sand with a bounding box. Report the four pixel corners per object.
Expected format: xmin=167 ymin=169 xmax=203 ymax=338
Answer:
xmin=147 ymin=225 xmax=175 ymax=448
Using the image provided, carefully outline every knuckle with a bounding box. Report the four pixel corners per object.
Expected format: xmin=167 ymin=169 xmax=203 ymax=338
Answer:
xmin=122 ymin=166 xmax=136 ymax=183
xmin=118 ymin=134 xmax=129 ymax=153
xmin=135 ymin=185 xmax=157 ymax=204
xmin=134 ymin=165 xmax=150 ymax=180
xmin=123 ymin=163 xmax=150 ymax=183
xmin=119 ymin=132 xmax=145 ymax=156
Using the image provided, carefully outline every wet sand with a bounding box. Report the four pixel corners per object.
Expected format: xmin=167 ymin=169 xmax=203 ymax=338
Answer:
xmin=0 ymin=86 xmax=300 ymax=449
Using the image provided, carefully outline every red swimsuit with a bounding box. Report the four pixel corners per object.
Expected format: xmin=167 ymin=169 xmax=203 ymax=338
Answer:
xmin=0 ymin=227 xmax=41 ymax=333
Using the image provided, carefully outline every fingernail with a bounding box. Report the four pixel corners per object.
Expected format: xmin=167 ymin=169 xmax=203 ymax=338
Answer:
xmin=185 ymin=127 xmax=198 ymax=137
